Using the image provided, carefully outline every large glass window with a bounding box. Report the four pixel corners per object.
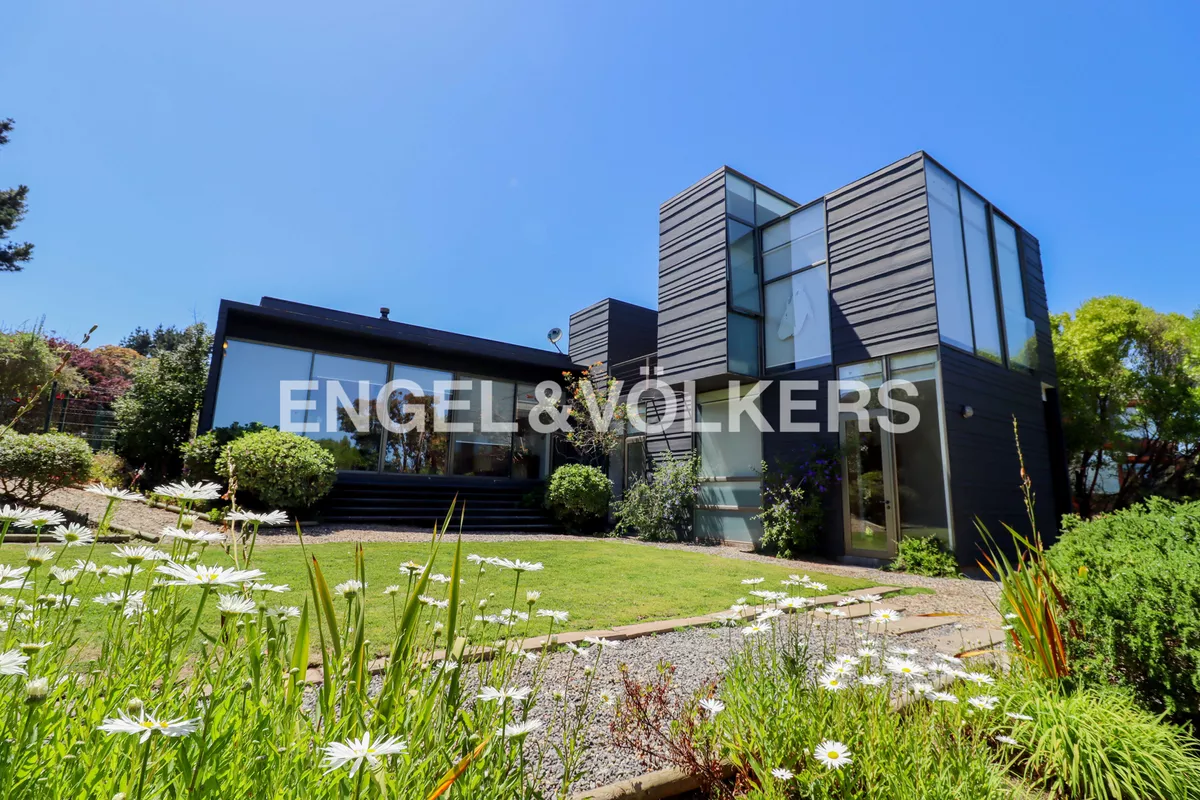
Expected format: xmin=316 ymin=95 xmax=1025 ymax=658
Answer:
xmin=450 ymin=379 xmax=516 ymax=477
xmin=212 ymin=340 xmax=313 ymax=431
xmin=727 ymin=220 xmax=760 ymax=313
xmin=382 ymin=365 xmax=453 ymax=475
xmin=695 ymin=390 xmax=763 ymax=543
xmin=306 ymin=354 xmax=388 ymax=471
xmin=725 ymin=173 xmax=756 ymax=224
xmin=761 ymin=202 xmax=831 ymax=371
xmin=992 ymin=214 xmax=1037 ymax=371
xmin=512 ymin=383 xmax=550 ymax=480
xmin=960 ymin=188 xmax=1003 ymax=363
xmin=926 ymin=162 xmax=975 ymax=351
xmin=727 ymin=313 xmax=760 ymax=376
xmin=888 ymin=350 xmax=950 ymax=548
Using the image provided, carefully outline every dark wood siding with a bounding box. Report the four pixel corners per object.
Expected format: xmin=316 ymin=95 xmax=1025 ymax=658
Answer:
xmin=658 ymin=169 xmax=729 ymax=383
xmin=826 ymin=154 xmax=939 ymax=364
xmin=1019 ymin=230 xmax=1057 ymax=386
xmin=940 ymin=347 xmax=1059 ymax=564
xmin=568 ymin=300 xmax=610 ymax=380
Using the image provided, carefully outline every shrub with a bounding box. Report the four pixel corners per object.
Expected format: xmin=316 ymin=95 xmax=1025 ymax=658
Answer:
xmin=612 ymin=453 xmax=700 ymax=542
xmin=89 ymin=449 xmax=126 ymax=487
xmin=755 ymin=453 xmax=838 ymax=557
xmin=0 ymin=430 xmax=94 ymax=503
xmin=1048 ymin=497 xmax=1200 ymax=720
xmin=887 ymin=535 xmax=959 ymax=577
xmin=221 ymin=428 xmax=336 ymax=511
xmin=181 ymin=431 xmax=223 ymax=483
xmin=1000 ymin=678 xmax=1200 ymax=799
xmin=545 ymin=463 xmax=612 ymax=532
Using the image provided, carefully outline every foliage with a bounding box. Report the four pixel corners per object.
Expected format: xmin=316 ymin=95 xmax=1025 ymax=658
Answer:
xmin=0 ymin=118 xmax=33 ymax=273
xmin=46 ymin=338 xmax=141 ymax=403
xmin=613 ymin=452 xmax=700 ymax=542
xmin=545 ymin=463 xmax=612 ymax=532
xmin=119 ymin=324 xmax=192 ymax=357
xmin=755 ymin=452 xmax=839 ymax=558
xmin=221 ymin=428 xmax=336 ymax=511
xmin=977 ymin=420 xmax=1072 ymax=681
xmin=1053 ymin=296 xmax=1200 ymax=517
xmin=560 ymin=362 xmax=626 ymax=461
xmin=0 ymin=429 xmax=93 ymax=503
xmin=113 ymin=323 xmax=212 ymax=483
xmin=89 ymin=449 xmax=126 ymax=487
xmin=0 ymin=329 xmax=85 ymax=411
xmin=998 ymin=678 xmax=1200 ymax=800
xmin=887 ymin=535 xmax=959 ymax=578
xmin=180 ymin=431 xmax=223 ymax=483
xmin=1049 ymin=497 xmax=1200 ymax=721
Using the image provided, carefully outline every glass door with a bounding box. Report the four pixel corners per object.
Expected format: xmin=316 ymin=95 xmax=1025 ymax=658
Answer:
xmin=841 ymin=410 xmax=898 ymax=557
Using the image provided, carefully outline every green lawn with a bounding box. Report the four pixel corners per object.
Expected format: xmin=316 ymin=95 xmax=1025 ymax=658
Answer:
xmin=1 ymin=539 xmax=875 ymax=652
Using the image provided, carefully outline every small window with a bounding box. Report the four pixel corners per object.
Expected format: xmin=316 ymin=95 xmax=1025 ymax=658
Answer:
xmin=755 ymin=188 xmax=796 ymax=226
xmin=727 ymin=220 xmax=760 ymax=313
xmin=725 ymin=173 xmax=756 ymax=224
xmin=992 ymin=214 xmax=1037 ymax=371
xmin=727 ymin=312 xmax=760 ymax=376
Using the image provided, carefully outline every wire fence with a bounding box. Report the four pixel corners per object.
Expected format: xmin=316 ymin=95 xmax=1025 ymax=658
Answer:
xmin=3 ymin=395 xmax=118 ymax=452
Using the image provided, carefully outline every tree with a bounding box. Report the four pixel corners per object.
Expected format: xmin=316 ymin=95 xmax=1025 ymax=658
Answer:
xmin=0 ymin=119 xmax=33 ymax=273
xmin=0 ymin=329 xmax=86 ymax=421
xmin=120 ymin=325 xmax=190 ymax=357
xmin=114 ymin=323 xmax=213 ymax=483
xmin=46 ymin=339 xmax=141 ymax=404
xmin=1053 ymin=296 xmax=1200 ymax=517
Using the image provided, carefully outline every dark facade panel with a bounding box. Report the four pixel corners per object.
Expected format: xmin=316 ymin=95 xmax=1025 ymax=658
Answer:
xmin=1019 ymin=231 xmax=1058 ymax=386
xmin=827 ymin=154 xmax=938 ymax=364
xmin=939 ymin=347 xmax=1059 ymax=565
xmin=568 ymin=300 xmax=610 ymax=379
xmin=567 ymin=298 xmax=659 ymax=382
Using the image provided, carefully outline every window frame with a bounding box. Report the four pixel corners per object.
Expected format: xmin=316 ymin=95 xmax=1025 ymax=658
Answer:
xmin=760 ymin=198 xmax=832 ymax=375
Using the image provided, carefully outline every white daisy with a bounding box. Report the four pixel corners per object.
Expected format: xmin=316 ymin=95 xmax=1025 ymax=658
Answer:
xmin=740 ymin=577 xmax=765 ymax=585
xmin=98 ymin=711 xmax=201 ymax=742
xmin=51 ymin=523 xmax=94 ymax=547
xmin=156 ymin=562 xmax=265 ymax=587
xmin=24 ymin=547 xmax=54 ymax=568
xmin=967 ymin=695 xmax=999 ymax=711
xmin=870 ymin=609 xmax=901 ymax=624
xmin=84 ymin=484 xmax=143 ymax=502
xmin=996 ymin=735 xmax=1019 ymax=746
xmin=859 ymin=674 xmax=887 ymax=687
xmin=153 ymin=481 xmax=223 ymax=502
xmin=525 ymin=590 xmax=541 ymax=604
xmin=159 ymin=528 xmax=226 ymax=545
xmin=699 ymin=698 xmax=725 ymax=718
xmin=582 ymin=636 xmax=620 ymax=649
xmin=884 ymin=657 xmax=925 ymax=678
xmin=930 ymin=691 xmax=959 ymax=704
xmin=248 ymin=582 xmax=289 ymax=594
xmin=490 ymin=558 xmax=543 ymax=573
xmin=771 ymin=767 xmax=794 ymax=780
xmin=266 ymin=606 xmax=301 ymax=620
xmin=756 ymin=608 xmax=784 ymax=622
xmin=741 ymin=622 xmax=771 ymax=637
xmin=0 ymin=505 xmax=34 ymax=525
xmin=0 ymin=649 xmax=30 ymax=675
xmin=500 ymin=718 xmax=543 ymax=738
xmin=813 ymin=739 xmax=852 ymax=770
xmin=216 ymin=594 xmax=257 ymax=616
xmin=226 ymin=509 xmax=289 ymax=526
xmin=817 ymin=673 xmax=849 ymax=691
xmin=114 ymin=545 xmax=168 ymax=565
xmin=961 ymin=671 xmax=996 ymax=685
xmin=322 ymin=731 xmax=407 ymax=776
xmin=16 ymin=510 xmax=65 ymax=530
xmin=0 ymin=565 xmax=29 ymax=581
xmin=476 ymin=686 xmax=532 ymax=704
xmin=536 ymin=609 xmax=569 ymax=624
xmin=1005 ymin=711 xmax=1034 ymax=722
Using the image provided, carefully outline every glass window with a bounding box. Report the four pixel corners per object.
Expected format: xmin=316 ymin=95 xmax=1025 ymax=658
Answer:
xmin=727 ymin=313 xmax=759 ymax=376
xmin=761 ymin=202 xmax=826 ymax=280
xmin=212 ymin=340 xmax=313 ymax=431
xmin=764 ymin=264 xmax=831 ymax=370
xmin=992 ymin=214 xmax=1037 ymax=371
xmin=307 ymin=354 xmax=388 ymax=471
xmin=960 ymin=188 xmax=1003 ymax=363
xmin=450 ymin=379 xmax=516 ymax=477
xmin=697 ymin=395 xmax=762 ymax=479
xmin=889 ymin=351 xmax=951 ymax=549
xmin=725 ymin=173 xmax=756 ymax=223
xmin=382 ymin=364 xmax=453 ymax=475
xmin=925 ymin=162 xmax=975 ymax=352
xmin=754 ymin=188 xmax=796 ymax=226
xmin=727 ymin=219 xmax=760 ymax=313
xmin=623 ymin=435 xmax=646 ymax=493
xmin=838 ymin=359 xmax=884 ymax=403
xmin=512 ymin=383 xmax=550 ymax=480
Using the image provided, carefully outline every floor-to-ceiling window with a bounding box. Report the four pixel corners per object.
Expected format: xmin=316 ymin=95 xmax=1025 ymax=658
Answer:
xmin=212 ymin=339 xmax=314 ymax=431
xmin=761 ymin=202 xmax=831 ymax=372
xmin=449 ymin=378 xmax=516 ymax=477
xmin=306 ymin=354 xmax=388 ymax=471
xmin=695 ymin=387 xmax=763 ymax=543
xmin=382 ymin=365 xmax=453 ymax=475
xmin=512 ymin=383 xmax=551 ymax=480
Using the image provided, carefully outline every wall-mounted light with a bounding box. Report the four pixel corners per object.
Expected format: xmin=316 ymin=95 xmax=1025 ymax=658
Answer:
xmin=961 ymin=405 xmax=974 ymax=419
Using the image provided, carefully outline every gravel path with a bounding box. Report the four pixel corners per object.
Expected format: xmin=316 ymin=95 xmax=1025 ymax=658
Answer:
xmin=43 ymin=487 xmax=223 ymax=535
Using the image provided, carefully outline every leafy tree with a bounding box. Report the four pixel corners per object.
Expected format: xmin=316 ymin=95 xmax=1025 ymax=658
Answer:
xmin=114 ymin=323 xmax=213 ymax=482
xmin=0 ymin=329 xmax=86 ymax=421
xmin=120 ymin=324 xmax=191 ymax=357
xmin=0 ymin=119 xmax=33 ymax=274
xmin=1053 ymin=296 xmax=1200 ymax=517
xmin=46 ymin=338 xmax=141 ymax=403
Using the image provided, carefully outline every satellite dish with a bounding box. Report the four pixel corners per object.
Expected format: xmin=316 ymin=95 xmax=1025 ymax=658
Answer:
xmin=547 ymin=328 xmax=563 ymax=344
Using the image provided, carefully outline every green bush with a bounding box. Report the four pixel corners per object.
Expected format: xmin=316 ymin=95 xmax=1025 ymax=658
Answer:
xmin=0 ymin=430 xmax=94 ymax=503
xmin=755 ymin=453 xmax=838 ymax=557
xmin=1049 ymin=497 xmax=1200 ymax=720
xmin=221 ymin=428 xmax=336 ymax=511
xmin=887 ymin=535 xmax=959 ymax=577
xmin=89 ymin=449 xmax=126 ymax=487
xmin=545 ymin=463 xmax=612 ymax=532
xmin=612 ymin=453 xmax=699 ymax=542
xmin=181 ymin=431 xmax=223 ymax=483
xmin=1000 ymin=678 xmax=1200 ymax=799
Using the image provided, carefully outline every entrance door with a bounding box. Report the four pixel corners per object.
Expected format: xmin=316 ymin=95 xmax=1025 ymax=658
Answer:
xmin=841 ymin=410 xmax=898 ymax=557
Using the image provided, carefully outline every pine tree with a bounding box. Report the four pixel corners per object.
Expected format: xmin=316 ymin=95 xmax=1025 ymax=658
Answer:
xmin=0 ymin=118 xmax=33 ymax=273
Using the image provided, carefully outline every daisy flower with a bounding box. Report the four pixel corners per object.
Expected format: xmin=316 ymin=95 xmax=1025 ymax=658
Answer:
xmin=490 ymin=558 xmax=544 ymax=573
xmin=967 ymin=695 xmax=999 ymax=711
xmin=114 ymin=545 xmax=168 ymax=565
xmin=248 ymin=582 xmax=289 ymax=594
xmin=322 ymin=731 xmax=407 ymax=776
xmin=996 ymin=735 xmax=1019 ymax=746
xmin=159 ymin=528 xmax=226 ymax=545
xmin=870 ymin=609 xmax=901 ymax=624
xmin=397 ymin=561 xmax=424 ymax=576
xmin=582 ymin=636 xmax=620 ymax=649
xmin=961 ymin=671 xmax=996 ymax=685
xmin=859 ymin=674 xmax=887 ymax=687
xmin=699 ymin=698 xmax=725 ymax=718
xmin=888 ymin=646 xmax=919 ymax=656
xmin=741 ymin=622 xmax=770 ymax=637
xmin=740 ymin=577 xmax=764 ymax=585
xmin=756 ymin=608 xmax=783 ymax=622
xmin=49 ymin=567 xmax=80 ymax=586
xmin=0 ymin=649 xmax=31 ymax=675
xmin=24 ymin=547 xmax=54 ymax=568
xmin=16 ymin=510 xmax=65 ymax=530
xmin=0 ymin=505 xmax=34 ymax=525
xmin=153 ymin=481 xmax=223 ymax=502
xmin=156 ymin=562 xmax=265 ymax=586
xmin=500 ymin=718 xmax=543 ymax=739
xmin=884 ymin=657 xmax=925 ymax=678
xmin=98 ymin=711 xmax=201 ymax=742
xmin=771 ymin=767 xmax=794 ymax=780
xmin=381 ymin=585 xmax=401 ymax=596
xmin=51 ymin=524 xmax=94 ymax=547
xmin=817 ymin=673 xmax=849 ymax=691
xmin=929 ymin=691 xmax=959 ymax=704
xmin=0 ymin=565 xmax=29 ymax=581
xmin=428 ymin=573 xmax=452 ymax=584
xmin=813 ymin=740 xmax=852 ymax=770
xmin=525 ymin=590 xmax=541 ymax=604
xmin=267 ymin=606 xmax=301 ymax=620
xmin=1005 ymin=711 xmax=1034 ymax=722
xmin=226 ymin=509 xmax=289 ymax=526
xmin=536 ymin=609 xmax=569 ymax=624
xmin=216 ymin=594 xmax=257 ymax=616
xmin=84 ymin=484 xmax=143 ymax=502
xmin=476 ymin=686 xmax=532 ymax=703
xmin=856 ymin=594 xmax=883 ymax=603
xmin=598 ymin=691 xmax=616 ymax=707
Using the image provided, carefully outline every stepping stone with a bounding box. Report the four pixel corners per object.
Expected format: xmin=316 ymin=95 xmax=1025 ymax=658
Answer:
xmin=928 ymin=626 xmax=1008 ymax=656
xmin=866 ymin=613 xmax=963 ymax=636
xmin=814 ymin=602 xmax=906 ymax=620
xmin=610 ymin=615 xmax=717 ymax=638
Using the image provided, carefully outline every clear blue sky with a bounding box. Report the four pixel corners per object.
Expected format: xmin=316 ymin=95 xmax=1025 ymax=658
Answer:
xmin=3 ymin=1 xmax=1197 ymax=350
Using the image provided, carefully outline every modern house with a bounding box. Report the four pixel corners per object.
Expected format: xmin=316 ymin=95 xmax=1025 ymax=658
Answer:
xmin=199 ymin=151 xmax=1069 ymax=564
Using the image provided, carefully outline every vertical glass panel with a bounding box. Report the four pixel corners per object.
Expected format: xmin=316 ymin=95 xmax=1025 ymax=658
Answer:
xmin=843 ymin=417 xmax=889 ymax=553
xmin=754 ymin=188 xmax=796 ymax=226
xmin=382 ymin=365 xmax=452 ymax=475
xmin=695 ymin=509 xmax=762 ymax=543
xmin=761 ymin=202 xmax=826 ymax=280
xmin=960 ymin=188 xmax=1004 ymax=363
xmin=725 ymin=173 xmax=756 ymax=223
xmin=697 ymin=396 xmax=762 ymax=479
xmin=838 ymin=359 xmax=884 ymax=408
xmin=307 ymin=354 xmax=388 ymax=470
xmin=889 ymin=358 xmax=951 ymax=549
xmin=925 ymin=162 xmax=974 ymax=351
xmin=727 ymin=313 xmax=760 ymax=376
xmin=764 ymin=265 xmax=831 ymax=370
xmin=727 ymin=220 xmax=760 ymax=313
xmin=623 ymin=436 xmax=647 ymax=492
xmin=450 ymin=379 xmax=515 ymax=477
xmin=512 ymin=383 xmax=549 ymax=479
xmin=992 ymin=214 xmax=1036 ymax=371
xmin=212 ymin=340 xmax=313 ymax=431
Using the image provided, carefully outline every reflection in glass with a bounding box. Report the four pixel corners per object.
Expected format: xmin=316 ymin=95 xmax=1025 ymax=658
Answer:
xmin=960 ymin=188 xmax=1003 ymax=363
xmin=844 ymin=417 xmax=888 ymax=553
xmin=697 ymin=396 xmax=762 ymax=479
xmin=992 ymin=214 xmax=1036 ymax=371
xmin=754 ymin=188 xmax=796 ymax=226
xmin=727 ymin=313 xmax=759 ymax=376
xmin=727 ymin=220 xmax=760 ymax=312
xmin=926 ymin=162 xmax=974 ymax=351
xmin=623 ymin=436 xmax=646 ymax=494
xmin=450 ymin=379 xmax=516 ymax=477
xmin=838 ymin=359 xmax=884 ymax=409
xmin=725 ymin=173 xmax=756 ymax=223
xmin=212 ymin=340 xmax=313 ymax=431
xmin=512 ymin=383 xmax=550 ymax=479
xmin=383 ymin=365 xmax=452 ymax=475
xmin=764 ymin=265 xmax=830 ymax=370
xmin=888 ymin=354 xmax=950 ymax=548
xmin=761 ymin=202 xmax=825 ymax=280
xmin=305 ymin=354 xmax=387 ymax=470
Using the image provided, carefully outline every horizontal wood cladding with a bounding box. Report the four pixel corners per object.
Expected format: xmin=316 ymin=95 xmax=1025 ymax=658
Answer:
xmin=939 ymin=347 xmax=1060 ymax=563
xmin=568 ymin=299 xmax=659 ymax=382
xmin=658 ymin=169 xmax=729 ymax=383
xmin=827 ymin=154 xmax=938 ymax=364
xmin=568 ymin=301 xmax=610 ymax=379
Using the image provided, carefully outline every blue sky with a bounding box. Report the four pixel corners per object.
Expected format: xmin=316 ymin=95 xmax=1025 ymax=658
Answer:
xmin=3 ymin=1 xmax=1197 ymax=350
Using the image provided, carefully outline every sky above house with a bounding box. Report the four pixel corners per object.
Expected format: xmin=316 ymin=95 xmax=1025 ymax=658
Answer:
xmin=2 ymin=1 xmax=1197 ymax=351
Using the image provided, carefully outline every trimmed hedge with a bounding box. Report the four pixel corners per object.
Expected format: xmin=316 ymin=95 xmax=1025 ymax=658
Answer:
xmin=221 ymin=428 xmax=336 ymax=511
xmin=1049 ymin=498 xmax=1200 ymax=721
xmin=0 ymin=431 xmax=94 ymax=504
xmin=545 ymin=464 xmax=612 ymax=533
